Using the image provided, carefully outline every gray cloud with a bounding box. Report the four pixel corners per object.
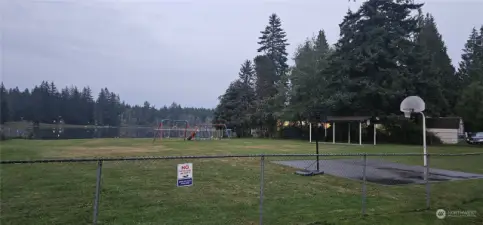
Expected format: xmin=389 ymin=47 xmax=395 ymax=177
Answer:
xmin=1 ymin=0 xmax=482 ymax=108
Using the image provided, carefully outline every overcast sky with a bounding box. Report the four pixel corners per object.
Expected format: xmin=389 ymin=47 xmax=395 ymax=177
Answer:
xmin=1 ymin=0 xmax=482 ymax=108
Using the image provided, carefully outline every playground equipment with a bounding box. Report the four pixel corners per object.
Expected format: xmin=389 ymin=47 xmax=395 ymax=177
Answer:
xmin=192 ymin=124 xmax=231 ymax=140
xmin=153 ymin=120 xmax=232 ymax=142
xmin=153 ymin=119 xmax=189 ymax=143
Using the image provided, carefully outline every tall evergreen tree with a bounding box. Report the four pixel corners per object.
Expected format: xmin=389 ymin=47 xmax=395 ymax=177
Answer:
xmin=455 ymin=26 xmax=483 ymax=130
xmin=313 ymin=30 xmax=331 ymax=65
xmin=213 ymin=81 xmax=245 ymax=129
xmin=238 ymin=60 xmax=255 ymax=87
xmin=252 ymin=55 xmax=278 ymax=134
xmin=257 ymin=13 xmax=289 ymax=79
xmin=108 ymin=92 xmax=122 ymax=126
xmin=287 ymin=30 xmax=332 ymax=121
xmin=213 ymin=60 xmax=257 ymax=136
xmin=49 ymin=82 xmax=61 ymax=122
xmin=81 ymin=87 xmax=95 ymax=124
xmin=288 ymin=40 xmax=316 ymax=119
xmin=7 ymin=87 xmax=21 ymax=121
xmin=456 ymin=81 xmax=483 ymax=131
xmin=95 ymin=89 xmax=107 ymax=125
xmin=254 ymin=55 xmax=277 ymax=100
xmin=458 ymin=27 xmax=483 ymax=85
xmin=414 ymin=13 xmax=456 ymax=116
xmin=257 ymin=14 xmax=290 ymax=127
xmin=324 ymin=0 xmax=424 ymax=116
xmin=237 ymin=60 xmax=257 ymax=131
xmin=67 ymin=86 xmax=81 ymax=124
xmin=0 ymin=83 xmax=9 ymax=124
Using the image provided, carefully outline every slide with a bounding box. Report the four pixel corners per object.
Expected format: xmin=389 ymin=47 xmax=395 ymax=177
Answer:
xmin=187 ymin=131 xmax=197 ymax=141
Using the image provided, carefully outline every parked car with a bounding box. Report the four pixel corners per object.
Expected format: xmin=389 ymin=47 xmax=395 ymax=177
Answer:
xmin=466 ymin=132 xmax=483 ymax=145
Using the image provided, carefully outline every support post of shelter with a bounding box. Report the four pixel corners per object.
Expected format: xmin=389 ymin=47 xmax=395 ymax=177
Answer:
xmin=359 ymin=122 xmax=362 ymax=145
xmin=332 ymin=122 xmax=335 ymax=144
xmin=373 ymin=124 xmax=377 ymax=145
xmin=348 ymin=123 xmax=351 ymax=144
xmin=321 ymin=116 xmax=372 ymax=145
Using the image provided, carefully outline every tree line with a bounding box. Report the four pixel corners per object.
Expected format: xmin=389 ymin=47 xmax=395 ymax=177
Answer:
xmin=0 ymin=81 xmax=214 ymax=127
xmin=213 ymin=0 xmax=483 ymax=137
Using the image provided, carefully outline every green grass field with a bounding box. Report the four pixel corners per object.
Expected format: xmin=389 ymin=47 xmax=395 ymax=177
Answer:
xmin=1 ymin=138 xmax=482 ymax=225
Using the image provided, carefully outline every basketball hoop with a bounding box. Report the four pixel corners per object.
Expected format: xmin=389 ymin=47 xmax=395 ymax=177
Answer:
xmin=400 ymin=96 xmax=425 ymax=114
xmin=403 ymin=110 xmax=412 ymax=118
xmin=400 ymin=96 xmax=424 ymax=119
xmin=400 ymin=96 xmax=428 ymax=170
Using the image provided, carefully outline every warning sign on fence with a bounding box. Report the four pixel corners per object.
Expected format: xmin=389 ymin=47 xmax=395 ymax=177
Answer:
xmin=177 ymin=163 xmax=193 ymax=187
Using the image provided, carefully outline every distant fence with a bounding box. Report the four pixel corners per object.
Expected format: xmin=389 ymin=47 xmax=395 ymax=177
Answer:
xmin=1 ymin=126 xmax=157 ymax=139
xmin=1 ymin=126 xmax=236 ymax=140
xmin=0 ymin=125 xmax=468 ymax=145
xmin=2 ymin=152 xmax=482 ymax=225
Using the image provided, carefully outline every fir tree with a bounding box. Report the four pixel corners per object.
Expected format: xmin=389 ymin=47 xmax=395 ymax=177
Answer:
xmin=325 ymin=0 xmax=424 ymax=116
xmin=257 ymin=13 xmax=289 ymax=79
xmin=458 ymin=27 xmax=483 ymax=85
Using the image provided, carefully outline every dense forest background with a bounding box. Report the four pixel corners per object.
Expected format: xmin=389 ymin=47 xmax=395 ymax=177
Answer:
xmin=1 ymin=0 xmax=482 ymax=138
xmin=0 ymin=82 xmax=214 ymax=127
xmin=213 ymin=0 xmax=483 ymax=136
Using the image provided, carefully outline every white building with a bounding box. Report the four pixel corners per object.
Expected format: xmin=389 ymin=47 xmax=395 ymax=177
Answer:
xmin=426 ymin=117 xmax=464 ymax=144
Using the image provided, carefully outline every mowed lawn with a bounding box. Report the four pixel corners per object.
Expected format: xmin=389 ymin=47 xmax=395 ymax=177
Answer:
xmin=1 ymin=138 xmax=482 ymax=225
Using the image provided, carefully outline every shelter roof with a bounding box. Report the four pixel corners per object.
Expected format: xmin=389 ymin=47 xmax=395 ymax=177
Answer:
xmin=325 ymin=116 xmax=372 ymax=122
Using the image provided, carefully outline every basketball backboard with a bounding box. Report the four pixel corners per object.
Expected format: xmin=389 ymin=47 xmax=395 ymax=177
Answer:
xmin=400 ymin=96 xmax=425 ymax=118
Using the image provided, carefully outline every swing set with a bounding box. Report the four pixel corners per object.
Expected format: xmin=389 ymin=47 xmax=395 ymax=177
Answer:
xmin=152 ymin=120 xmax=231 ymax=143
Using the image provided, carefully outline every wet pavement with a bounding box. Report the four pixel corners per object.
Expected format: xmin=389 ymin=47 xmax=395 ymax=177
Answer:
xmin=272 ymin=158 xmax=483 ymax=185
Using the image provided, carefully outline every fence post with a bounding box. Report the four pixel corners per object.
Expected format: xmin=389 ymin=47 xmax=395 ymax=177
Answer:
xmin=362 ymin=154 xmax=367 ymax=215
xmin=425 ymin=154 xmax=430 ymax=209
xmin=259 ymin=155 xmax=265 ymax=225
xmin=93 ymin=160 xmax=103 ymax=225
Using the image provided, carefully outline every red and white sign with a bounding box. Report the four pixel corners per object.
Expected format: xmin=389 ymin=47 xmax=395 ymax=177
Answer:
xmin=177 ymin=163 xmax=193 ymax=187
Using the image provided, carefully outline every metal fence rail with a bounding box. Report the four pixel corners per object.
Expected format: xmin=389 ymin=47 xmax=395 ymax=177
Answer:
xmin=3 ymin=152 xmax=483 ymax=164
xmin=2 ymin=152 xmax=482 ymax=225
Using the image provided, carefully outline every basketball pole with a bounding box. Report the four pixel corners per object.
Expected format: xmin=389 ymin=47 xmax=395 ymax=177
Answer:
xmin=315 ymin=123 xmax=320 ymax=172
xmin=401 ymin=96 xmax=427 ymax=182
xmin=420 ymin=112 xmax=427 ymax=168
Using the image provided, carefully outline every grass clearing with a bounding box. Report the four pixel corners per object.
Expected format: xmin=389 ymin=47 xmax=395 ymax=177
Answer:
xmin=1 ymin=138 xmax=482 ymax=225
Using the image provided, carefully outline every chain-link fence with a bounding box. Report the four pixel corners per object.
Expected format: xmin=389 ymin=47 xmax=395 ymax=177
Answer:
xmin=1 ymin=127 xmax=237 ymax=140
xmin=2 ymin=153 xmax=482 ymax=225
xmin=0 ymin=126 xmax=157 ymax=139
